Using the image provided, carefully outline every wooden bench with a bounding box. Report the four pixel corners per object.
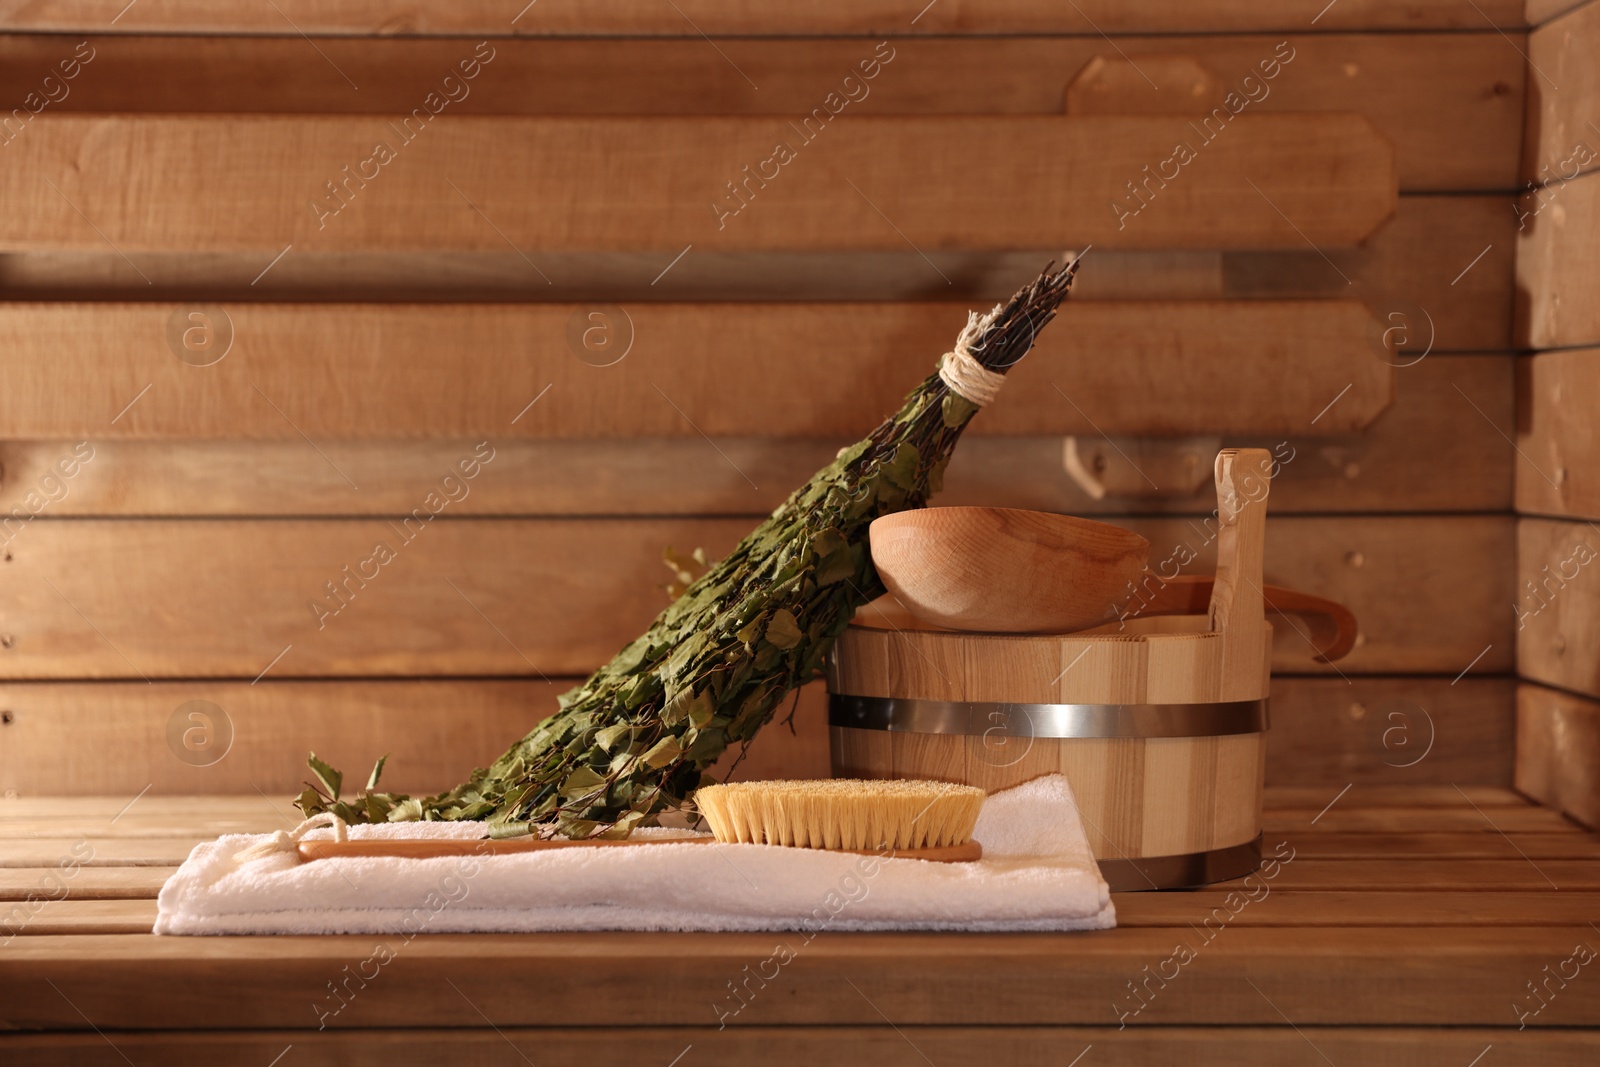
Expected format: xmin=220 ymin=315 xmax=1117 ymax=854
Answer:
xmin=4 ymin=785 xmax=1598 ymax=1063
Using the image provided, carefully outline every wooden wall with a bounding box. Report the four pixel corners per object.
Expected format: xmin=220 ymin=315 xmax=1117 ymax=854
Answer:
xmin=1514 ymin=0 xmax=1600 ymax=827
xmin=0 ymin=4 xmax=1528 ymax=799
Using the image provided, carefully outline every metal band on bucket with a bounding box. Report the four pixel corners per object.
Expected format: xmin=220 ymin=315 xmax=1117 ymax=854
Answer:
xmin=1099 ymin=835 xmax=1263 ymax=892
xmin=828 ymin=694 xmax=1268 ymax=739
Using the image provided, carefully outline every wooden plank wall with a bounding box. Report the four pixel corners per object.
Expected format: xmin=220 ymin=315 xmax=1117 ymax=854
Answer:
xmin=1515 ymin=0 xmax=1600 ymax=826
xmin=0 ymin=5 xmax=1526 ymax=800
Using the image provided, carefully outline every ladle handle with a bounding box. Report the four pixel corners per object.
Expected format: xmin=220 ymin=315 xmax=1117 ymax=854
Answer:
xmin=1208 ymin=449 xmax=1272 ymax=700
xmin=1131 ymin=575 xmax=1356 ymax=663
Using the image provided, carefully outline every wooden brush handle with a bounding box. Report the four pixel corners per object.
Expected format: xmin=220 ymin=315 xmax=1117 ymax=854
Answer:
xmin=297 ymin=837 xmax=712 ymax=861
xmin=298 ymin=837 xmax=982 ymax=863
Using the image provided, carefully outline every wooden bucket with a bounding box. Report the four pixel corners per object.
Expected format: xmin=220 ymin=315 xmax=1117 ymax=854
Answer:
xmin=828 ymin=449 xmax=1275 ymax=891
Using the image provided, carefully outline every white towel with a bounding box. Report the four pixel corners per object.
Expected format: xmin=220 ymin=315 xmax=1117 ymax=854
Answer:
xmin=155 ymin=774 xmax=1114 ymax=935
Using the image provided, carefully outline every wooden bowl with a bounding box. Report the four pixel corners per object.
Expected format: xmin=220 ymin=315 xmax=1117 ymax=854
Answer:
xmin=868 ymin=507 xmax=1150 ymax=633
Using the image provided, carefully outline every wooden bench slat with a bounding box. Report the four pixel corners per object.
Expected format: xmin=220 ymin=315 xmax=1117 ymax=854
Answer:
xmin=1 ymin=796 xmax=351 ymax=818
xmin=1283 ymin=831 xmax=1600 ymax=860
xmin=0 ymin=299 xmax=1392 ymax=439
xmin=19 ymin=859 xmax=1600 ymax=901
xmin=1119 ymin=889 xmax=1600 ymax=925
xmin=1265 ymin=807 xmax=1574 ymax=834
xmin=1265 ymin=786 xmax=1525 ymax=808
xmin=11 ymin=884 xmax=1600 ymax=939
xmin=0 ymin=115 xmax=1394 ymax=254
xmin=0 ymin=1026 xmax=1590 ymax=1067
xmin=2 ymin=926 xmax=1595 ymax=1028
xmin=1261 ymin=857 xmax=1600 ymax=890
xmin=3 ymin=898 xmax=155 ymax=936
xmin=0 ymin=867 xmax=172 ymax=900
xmin=0 ymin=841 xmax=197 ymax=867
xmin=0 ymin=815 xmax=285 ymax=839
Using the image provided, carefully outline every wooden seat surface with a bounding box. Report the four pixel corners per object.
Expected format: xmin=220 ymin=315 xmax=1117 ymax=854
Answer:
xmin=1 ymin=785 xmax=1596 ymax=1064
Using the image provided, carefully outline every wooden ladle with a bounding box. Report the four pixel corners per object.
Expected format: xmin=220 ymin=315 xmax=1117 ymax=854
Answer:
xmin=869 ymin=507 xmax=1151 ymax=633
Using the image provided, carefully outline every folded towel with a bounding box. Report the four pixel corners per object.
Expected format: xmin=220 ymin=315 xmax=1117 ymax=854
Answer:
xmin=155 ymin=774 xmax=1114 ymax=934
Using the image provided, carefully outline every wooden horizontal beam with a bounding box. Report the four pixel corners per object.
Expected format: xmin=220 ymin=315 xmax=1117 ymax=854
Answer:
xmin=0 ymin=676 xmax=1514 ymax=797
xmin=0 ymin=358 xmax=1510 ymax=518
xmin=1517 ymin=683 xmax=1600 ymax=829
xmin=1227 ymin=195 xmax=1514 ymax=355
xmin=0 ymin=0 xmax=1530 ymax=34
xmin=0 ymin=114 xmax=1396 ymax=253
xmin=0 ymin=678 xmax=825 ymax=798
xmin=0 ymin=197 xmax=1511 ymax=354
xmin=1265 ymin=676 xmax=1514 ymax=787
xmin=1516 ymin=349 xmax=1600 ymax=520
xmin=0 ymin=33 xmax=1522 ymax=191
xmin=0 ymin=300 xmax=1391 ymax=439
xmin=1515 ymin=517 xmax=1600 ymax=698
xmin=0 ymin=516 xmax=1511 ymax=680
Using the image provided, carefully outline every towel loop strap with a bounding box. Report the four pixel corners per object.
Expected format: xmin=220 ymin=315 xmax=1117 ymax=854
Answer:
xmin=233 ymin=813 xmax=348 ymax=864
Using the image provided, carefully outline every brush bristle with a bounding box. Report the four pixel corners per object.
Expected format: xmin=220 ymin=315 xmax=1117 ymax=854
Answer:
xmin=694 ymin=779 xmax=984 ymax=851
